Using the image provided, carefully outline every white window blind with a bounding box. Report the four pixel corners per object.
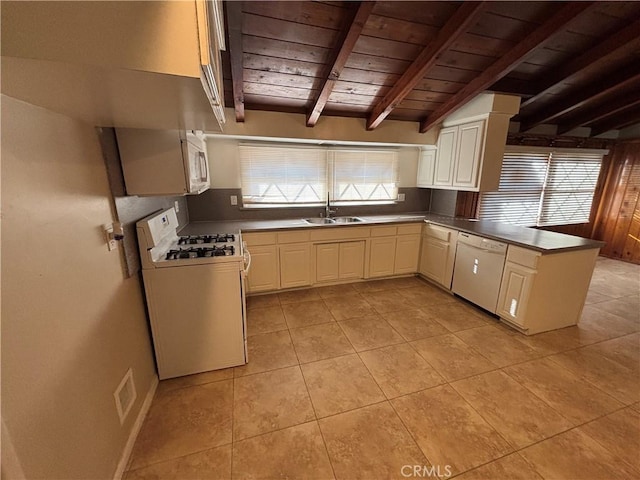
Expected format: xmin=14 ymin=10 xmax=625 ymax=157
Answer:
xmin=331 ymin=150 xmax=399 ymax=203
xmin=479 ymin=148 xmax=605 ymax=227
xmin=239 ymin=145 xmax=327 ymax=205
xmin=539 ymin=152 xmax=603 ymax=226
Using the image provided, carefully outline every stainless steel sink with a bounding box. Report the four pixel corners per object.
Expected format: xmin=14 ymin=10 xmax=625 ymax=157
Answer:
xmin=333 ymin=216 xmax=364 ymax=223
xmin=302 ymin=217 xmax=335 ymax=225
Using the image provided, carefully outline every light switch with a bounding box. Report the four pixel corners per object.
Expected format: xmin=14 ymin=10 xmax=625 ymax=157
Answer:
xmin=230 ymin=195 xmax=238 ymax=206
xmin=398 ymin=193 xmax=406 ymax=202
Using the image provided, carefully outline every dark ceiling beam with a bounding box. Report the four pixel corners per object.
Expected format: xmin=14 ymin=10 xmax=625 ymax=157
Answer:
xmin=589 ymin=107 xmax=640 ymax=137
xmin=306 ymin=2 xmax=374 ymax=127
xmin=520 ymin=18 xmax=640 ymax=110
xmin=419 ymin=2 xmax=594 ymax=134
xmin=366 ymin=2 xmax=487 ymax=131
xmin=225 ymin=0 xmax=245 ymax=122
xmin=557 ymin=92 xmax=640 ymax=135
xmin=520 ymin=63 xmax=640 ymax=132
xmin=489 ymin=77 xmax=538 ymax=97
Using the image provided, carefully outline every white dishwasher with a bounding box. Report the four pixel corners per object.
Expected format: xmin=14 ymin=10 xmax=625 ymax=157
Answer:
xmin=452 ymin=232 xmax=507 ymax=314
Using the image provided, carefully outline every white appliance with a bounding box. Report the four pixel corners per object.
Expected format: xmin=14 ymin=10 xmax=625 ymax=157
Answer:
xmin=117 ymin=128 xmax=210 ymax=196
xmin=452 ymin=232 xmax=507 ymax=314
xmin=136 ymin=207 xmax=249 ymax=379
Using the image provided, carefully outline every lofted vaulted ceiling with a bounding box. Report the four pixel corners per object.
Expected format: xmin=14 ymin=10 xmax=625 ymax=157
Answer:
xmin=221 ymin=1 xmax=640 ymax=137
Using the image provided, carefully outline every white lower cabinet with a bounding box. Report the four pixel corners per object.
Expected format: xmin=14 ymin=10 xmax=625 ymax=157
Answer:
xmin=315 ymin=241 xmax=365 ymax=283
xmin=279 ymin=243 xmax=311 ymax=288
xmin=496 ymin=262 xmax=536 ymax=328
xmin=369 ymin=237 xmax=397 ymax=278
xmin=496 ymin=244 xmax=599 ymax=334
xmin=418 ymin=224 xmax=457 ymax=288
xmin=315 ymin=243 xmax=340 ymax=282
xmin=394 ymin=235 xmax=421 ymax=274
xmin=245 ymin=244 xmax=279 ymax=293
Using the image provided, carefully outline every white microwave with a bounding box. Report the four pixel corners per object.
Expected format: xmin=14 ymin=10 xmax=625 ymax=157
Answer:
xmin=117 ymin=128 xmax=211 ymax=196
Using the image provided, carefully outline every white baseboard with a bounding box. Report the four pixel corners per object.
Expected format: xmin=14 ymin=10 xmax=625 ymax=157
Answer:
xmin=113 ymin=375 xmax=158 ymax=480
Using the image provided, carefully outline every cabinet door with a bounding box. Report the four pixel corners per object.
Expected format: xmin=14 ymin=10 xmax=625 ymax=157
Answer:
xmin=246 ymin=245 xmax=279 ymax=293
xmin=394 ymin=235 xmax=421 ymax=274
xmin=316 ymin=243 xmax=340 ymax=283
xmin=417 ymin=149 xmax=436 ymax=187
xmin=369 ymin=237 xmax=396 ymax=278
xmin=453 ymin=120 xmax=485 ymax=188
xmin=433 ymin=126 xmax=457 ymax=186
xmin=339 ymin=241 xmax=365 ymax=280
xmin=419 ymin=238 xmax=450 ymax=287
xmin=280 ymin=243 xmax=312 ymax=288
xmin=497 ymin=262 xmax=536 ymax=328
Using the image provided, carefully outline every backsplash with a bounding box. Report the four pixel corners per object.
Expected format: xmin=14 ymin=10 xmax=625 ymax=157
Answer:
xmin=429 ymin=190 xmax=458 ymax=217
xmin=187 ymin=187 xmax=431 ymax=222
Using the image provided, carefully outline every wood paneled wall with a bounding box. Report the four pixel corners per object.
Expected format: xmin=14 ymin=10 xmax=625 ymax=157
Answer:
xmin=592 ymin=140 xmax=640 ymax=263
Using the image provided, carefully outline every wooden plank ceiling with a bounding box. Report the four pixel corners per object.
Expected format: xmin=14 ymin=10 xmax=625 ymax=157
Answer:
xmin=222 ymin=1 xmax=640 ymax=137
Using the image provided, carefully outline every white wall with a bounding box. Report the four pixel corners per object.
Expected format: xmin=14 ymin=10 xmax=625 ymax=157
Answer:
xmin=1 ymin=95 xmax=156 ymax=479
xmin=206 ymin=138 xmax=420 ymax=189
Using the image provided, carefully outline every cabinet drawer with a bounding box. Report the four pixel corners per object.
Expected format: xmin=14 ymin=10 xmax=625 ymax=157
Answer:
xmin=397 ymin=223 xmax=422 ymax=235
xmin=242 ymin=232 xmax=277 ymax=246
xmin=370 ymin=226 xmax=397 ymax=237
xmin=277 ymin=230 xmax=310 ymax=244
xmin=506 ymin=245 xmax=540 ymax=269
xmin=424 ymin=224 xmax=455 ymax=242
xmin=309 ymin=227 xmax=369 ymax=242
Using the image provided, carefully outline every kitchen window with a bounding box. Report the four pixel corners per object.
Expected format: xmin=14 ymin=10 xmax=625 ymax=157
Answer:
xmin=239 ymin=144 xmax=399 ymax=207
xmin=478 ymin=147 xmax=606 ymax=226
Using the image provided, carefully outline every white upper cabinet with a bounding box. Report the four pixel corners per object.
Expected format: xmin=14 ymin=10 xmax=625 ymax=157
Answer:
xmin=433 ymin=127 xmax=458 ymax=186
xmin=1 ymin=1 xmax=225 ymax=131
xmin=425 ymin=116 xmax=506 ymax=192
xmin=417 ymin=94 xmax=519 ymax=192
xmin=416 ymin=148 xmax=436 ymax=187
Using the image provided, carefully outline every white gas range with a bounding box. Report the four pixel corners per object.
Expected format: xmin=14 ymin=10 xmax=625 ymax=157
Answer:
xmin=137 ymin=207 xmax=248 ymax=380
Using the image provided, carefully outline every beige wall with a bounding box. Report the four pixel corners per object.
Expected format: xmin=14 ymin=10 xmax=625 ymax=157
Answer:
xmin=1 ymin=96 xmax=156 ymax=478
xmin=206 ymin=137 xmax=420 ymax=189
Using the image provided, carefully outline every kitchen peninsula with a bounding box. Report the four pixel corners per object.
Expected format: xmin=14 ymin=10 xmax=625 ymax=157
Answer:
xmin=182 ymin=214 xmax=604 ymax=336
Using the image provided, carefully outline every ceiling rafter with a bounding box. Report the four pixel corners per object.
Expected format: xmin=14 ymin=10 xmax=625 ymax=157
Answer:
xmin=520 ymin=62 xmax=640 ymax=132
xmin=306 ymin=1 xmax=375 ymax=127
xmin=589 ymin=106 xmax=640 ymax=138
xmin=225 ymin=0 xmax=245 ymax=122
xmin=365 ymin=1 xmax=487 ymax=131
xmin=519 ymin=17 xmax=640 ymax=110
xmin=557 ymin=92 xmax=640 ymax=135
xmin=419 ymin=1 xmax=595 ymax=134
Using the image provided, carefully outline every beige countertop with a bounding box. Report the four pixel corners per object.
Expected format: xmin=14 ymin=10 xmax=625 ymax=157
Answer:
xmin=181 ymin=213 xmax=605 ymax=254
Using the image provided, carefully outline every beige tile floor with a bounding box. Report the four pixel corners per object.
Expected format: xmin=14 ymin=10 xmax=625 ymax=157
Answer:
xmin=125 ymin=257 xmax=640 ymax=479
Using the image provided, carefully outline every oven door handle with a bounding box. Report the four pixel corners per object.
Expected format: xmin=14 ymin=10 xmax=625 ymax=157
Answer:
xmin=243 ymin=243 xmax=252 ymax=275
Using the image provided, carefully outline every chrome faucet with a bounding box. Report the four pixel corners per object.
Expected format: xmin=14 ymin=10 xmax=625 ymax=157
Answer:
xmin=325 ymin=192 xmax=337 ymax=218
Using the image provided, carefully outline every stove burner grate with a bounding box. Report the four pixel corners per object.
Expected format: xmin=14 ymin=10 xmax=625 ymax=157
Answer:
xmin=178 ymin=234 xmax=236 ymax=245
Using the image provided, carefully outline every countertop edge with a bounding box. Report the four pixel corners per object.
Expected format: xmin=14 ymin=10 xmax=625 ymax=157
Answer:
xmin=181 ymin=214 xmax=605 ymax=254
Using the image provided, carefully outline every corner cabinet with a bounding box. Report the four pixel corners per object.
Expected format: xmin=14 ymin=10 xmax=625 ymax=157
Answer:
xmin=417 ymin=114 xmax=511 ymax=192
xmin=418 ymin=224 xmax=457 ymax=289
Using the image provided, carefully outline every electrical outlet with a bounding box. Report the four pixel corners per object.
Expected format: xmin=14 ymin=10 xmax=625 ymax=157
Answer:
xmin=398 ymin=193 xmax=406 ymax=202
xmin=230 ymin=195 xmax=238 ymax=206
xmin=174 ymin=200 xmax=180 ymax=213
